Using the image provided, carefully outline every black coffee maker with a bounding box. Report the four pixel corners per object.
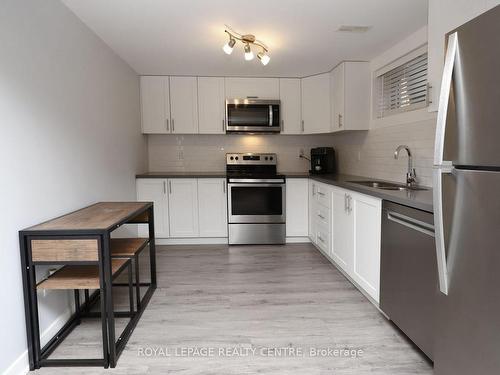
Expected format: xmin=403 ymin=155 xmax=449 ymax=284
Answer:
xmin=310 ymin=147 xmax=336 ymax=174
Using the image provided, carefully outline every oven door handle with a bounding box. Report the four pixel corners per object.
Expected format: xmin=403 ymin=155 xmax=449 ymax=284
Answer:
xmin=228 ymin=182 xmax=285 ymax=188
xmin=227 ymin=179 xmax=285 ymax=184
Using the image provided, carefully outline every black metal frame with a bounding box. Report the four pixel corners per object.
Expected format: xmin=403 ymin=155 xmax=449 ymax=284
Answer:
xmin=19 ymin=204 xmax=156 ymax=370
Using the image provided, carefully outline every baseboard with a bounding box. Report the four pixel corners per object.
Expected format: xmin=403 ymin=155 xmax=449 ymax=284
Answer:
xmin=156 ymin=236 xmax=310 ymax=245
xmin=3 ymin=307 xmax=73 ymax=375
xmin=285 ymin=236 xmax=310 ymax=243
xmin=156 ymin=237 xmax=229 ymax=245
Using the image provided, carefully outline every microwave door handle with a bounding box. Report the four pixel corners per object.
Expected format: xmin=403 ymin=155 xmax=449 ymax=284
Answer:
xmin=434 ymin=32 xmax=458 ymax=166
xmin=269 ymin=105 xmax=273 ymax=127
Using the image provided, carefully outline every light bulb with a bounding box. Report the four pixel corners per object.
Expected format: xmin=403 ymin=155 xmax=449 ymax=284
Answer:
xmin=244 ymin=44 xmax=254 ymax=61
xmin=222 ymin=38 xmax=236 ymax=55
xmin=258 ymin=52 xmax=270 ymax=66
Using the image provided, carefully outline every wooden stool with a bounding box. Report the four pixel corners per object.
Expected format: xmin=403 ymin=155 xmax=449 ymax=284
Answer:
xmin=110 ymin=238 xmax=149 ymax=310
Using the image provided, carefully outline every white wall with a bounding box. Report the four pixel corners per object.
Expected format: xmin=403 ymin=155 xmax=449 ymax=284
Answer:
xmin=0 ymin=1 xmax=146 ymax=374
xmin=427 ymin=0 xmax=500 ymax=111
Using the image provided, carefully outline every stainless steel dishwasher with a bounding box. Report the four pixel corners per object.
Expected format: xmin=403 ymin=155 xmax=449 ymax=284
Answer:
xmin=380 ymin=201 xmax=437 ymax=361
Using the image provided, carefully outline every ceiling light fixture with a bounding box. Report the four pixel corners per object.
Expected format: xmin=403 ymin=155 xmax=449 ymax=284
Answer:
xmin=222 ymin=25 xmax=270 ymax=65
xmin=222 ymin=36 xmax=236 ymax=55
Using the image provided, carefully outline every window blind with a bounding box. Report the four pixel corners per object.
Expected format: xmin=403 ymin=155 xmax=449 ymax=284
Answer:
xmin=378 ymin=52 xmax=428 ymax=117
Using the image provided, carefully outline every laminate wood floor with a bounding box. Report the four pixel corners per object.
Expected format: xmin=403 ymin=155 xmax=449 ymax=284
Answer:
xmin=35 ymin=244 xmax=433 ymax=374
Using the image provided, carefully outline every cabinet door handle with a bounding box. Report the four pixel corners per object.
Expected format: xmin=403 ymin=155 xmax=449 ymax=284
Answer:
xmin=344 ymin=193 xmax=348 ymax=212
xmin=348 ymin=195 xmax=352 ymax=213
xmin=171 ymin=119 xmax=175 ymax=132
xmin=281 ymin=119 xmax=284 ymax=132
xmin=317 ymin=191 xmax=325 ymax=196
xmin=222 ymin=181 xmax=226 ymax=194
xmin=338 ymin=114 xmax=343 ymax=127
xmin=301 ymin=120 xmax=305 ymax=132
xmin=163 ymin=181 xmax=166 ymax=194
xmin=318 ymin=213 xmax=325 ymax=220
xmin=222 ymin=118 xmax=225 ymax=132
xmin=168 ymin=180 xmax=172 ymax=194
xmin=165 ymin=118 xmax=169 ymax=131
xmin=312 ymin=184 xmax=316 ymax=196
xmin=318 ymin=235 xmax=325 ymax=243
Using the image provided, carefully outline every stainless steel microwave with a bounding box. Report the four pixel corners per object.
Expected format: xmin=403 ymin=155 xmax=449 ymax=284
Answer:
xmin=225 ymin=99 xmax=280 ymax=133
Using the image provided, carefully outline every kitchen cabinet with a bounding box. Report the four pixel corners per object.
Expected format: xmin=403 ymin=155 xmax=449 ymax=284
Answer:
xmin=168 ymin=178 xmax=199 ymax=237
xmin=301 ymin=73 xmax=331 ymax=134
xmin=309 ymin=180 xmax=332 ymax=249
xmin=285 ymin=178 xmax=309 ymax=237
xmin=140 ymin=76 xmax=170 ymax=134
xmin=351 ymin=192 xmax=382 ymax=302
xmin=198 ymin=178 xmax=227 ymax=237
xmin=136 ymin=178 xmax=169 ymax=237
xmin=279 ymin=79 xmax=302 ymax=134
xmin=169 ymin=76 xmax=199 ymax=134
xmin=309 ymin=182 xmax=382 ymax=302
xmin=330 ymin=62 xmax=370 ymax=131
xmin=331 ymin=187 xmax=354 ymax=272
xmin=225 ymin=77 xmax=279 ymax=99
xmin=198 ymin=77 xmax=226 ymax=134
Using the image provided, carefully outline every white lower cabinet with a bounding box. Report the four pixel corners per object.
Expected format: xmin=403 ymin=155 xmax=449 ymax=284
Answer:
xmin=137 ymin=178 xmax=228 ymax=239
xmin=285 ymin=178 xmax=309 ymax=237
xmin=168 ymin=179 xmax=199 ymax=237
xmin=136 ymin=179 xmax=169 ymax=238
xmin=331 ymin=187 xmax=354 ymax=273
xmin=309 ymin=181 xmax=382 ymax=303
xmin=198 ymin=178 xmax=227 ymax=237
xmin=351 ymin=192 xmax=382 ymax=302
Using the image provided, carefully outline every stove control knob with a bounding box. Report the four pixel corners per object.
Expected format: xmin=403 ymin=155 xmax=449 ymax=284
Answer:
xmin=235 ymin=156 xmax=239 ymax=160
xmin=270 ymin=156 xmax=274 ymax=161
xmin=264 ymin=157 xmax=268 ymax=160
xmin=230 ymin=156 xmax=234 ymax=160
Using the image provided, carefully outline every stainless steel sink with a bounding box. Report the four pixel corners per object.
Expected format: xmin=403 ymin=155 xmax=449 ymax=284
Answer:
xmin=347 ymin=180 xmax=429 ymax=191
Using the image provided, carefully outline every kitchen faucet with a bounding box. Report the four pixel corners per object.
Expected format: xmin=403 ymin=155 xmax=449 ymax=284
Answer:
xmin=394 ymin=145 xmax=416 ymax=186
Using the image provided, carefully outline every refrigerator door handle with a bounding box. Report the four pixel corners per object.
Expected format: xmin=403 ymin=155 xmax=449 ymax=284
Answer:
xmin=434 ymin=32 xmax=458 ymax=165
xmin=433 ymin=167 xmax=453 ymax=295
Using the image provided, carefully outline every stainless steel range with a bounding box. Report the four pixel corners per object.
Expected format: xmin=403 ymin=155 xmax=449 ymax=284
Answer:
xmin=226 ymin=153 xmax=286 ymax=245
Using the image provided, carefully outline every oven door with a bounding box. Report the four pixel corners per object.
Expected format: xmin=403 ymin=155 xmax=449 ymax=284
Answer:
xmin=226 ymin=100 xmax=280 ymax=133
xmin=228 ymin=182 xmax=286 ymax=223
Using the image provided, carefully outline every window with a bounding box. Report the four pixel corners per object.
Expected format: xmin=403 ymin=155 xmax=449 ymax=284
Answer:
xmin=377 ymin=52 xmax=428 ymax=118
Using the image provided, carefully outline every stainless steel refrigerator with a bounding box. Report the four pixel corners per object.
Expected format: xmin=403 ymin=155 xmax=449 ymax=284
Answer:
xmin=433 ymin=5 xmax=500 ymax=374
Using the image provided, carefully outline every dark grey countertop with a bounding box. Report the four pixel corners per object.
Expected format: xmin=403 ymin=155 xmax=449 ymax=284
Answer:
xmin=136 ymin=171 xmax=227 ymax=178
xmin=136 ymin=171 xmax=433 ymax=213
xmin=306 ymin=173 xmax=433 ymax=213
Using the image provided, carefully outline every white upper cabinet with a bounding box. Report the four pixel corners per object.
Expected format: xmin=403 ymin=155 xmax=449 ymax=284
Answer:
xmin=279 ymin=78 xmax=302 ymax=134
xmin=168 ymin=178 xmax=199 ymax=237
xmin=198 ymin=178 xmax=228 ymax=237
xmin=169 ymin=76 xmax=199 ymax=134
xmin=330 ymin=62 xmax=370 ymax=131
xmin=198 ymin=77 xmax=226 ymax=134
xmin=140 ymin=76 xmax=170 ymax=134
xmin=136 ymin=178 xmax=169 ymax=238
xmin=225 ymin=77 xmax=279 ymax=99
xmin=286 ymin=178 xmax=309 ymax=237
xmin=301 ymin=73 xmax=331 ymax=134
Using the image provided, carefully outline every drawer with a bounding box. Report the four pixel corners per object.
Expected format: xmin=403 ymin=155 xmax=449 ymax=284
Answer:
xmin=311 ymin=202 xmax=330 ymax=227
xmin=314 ymin=184 xmax=331 ymax=209
xmin=315 ymin=219 xmax=331 ymax=253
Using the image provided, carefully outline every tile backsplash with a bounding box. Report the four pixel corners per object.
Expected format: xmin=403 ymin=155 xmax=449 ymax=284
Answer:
xmin=147 ymin=117 xmax=436 ymax=187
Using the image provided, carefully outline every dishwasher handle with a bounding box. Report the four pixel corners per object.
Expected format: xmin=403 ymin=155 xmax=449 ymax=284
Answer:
xmin=386 ymin=210 xmax=435 ymax=238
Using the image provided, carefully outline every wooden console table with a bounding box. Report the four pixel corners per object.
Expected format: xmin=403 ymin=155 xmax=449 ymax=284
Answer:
xmin=19 ymin=202 xmax=156 ymax=370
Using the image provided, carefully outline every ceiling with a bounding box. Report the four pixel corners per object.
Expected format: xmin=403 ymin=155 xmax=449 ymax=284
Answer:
xmin=62 ymin=0 xmax=428 ymax=77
